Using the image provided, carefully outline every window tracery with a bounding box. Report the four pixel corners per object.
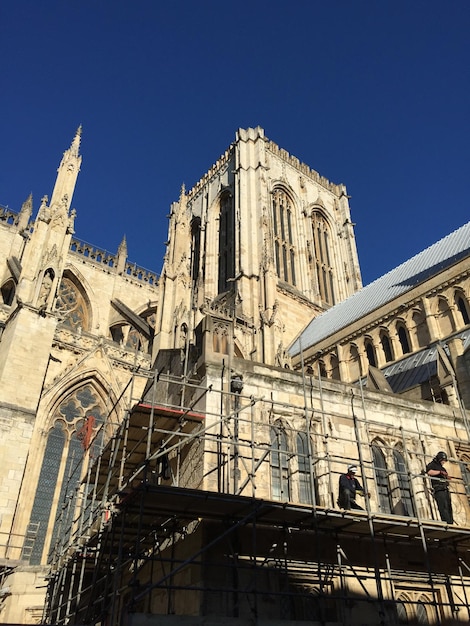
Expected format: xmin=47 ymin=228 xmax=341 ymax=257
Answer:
xmin=311 ymin=212 xmax=334 ymax=304
xmin=55 ymin=273 xmax=90 ymax=331
xmin=272 ymin=188 xmax=297 ymax=286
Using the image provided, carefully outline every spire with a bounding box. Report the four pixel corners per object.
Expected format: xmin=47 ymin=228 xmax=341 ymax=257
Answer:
xmin=70 ymin=125 xmax=82 ymax=157
xmin=49 ymin=127 xmax=82 ymax=215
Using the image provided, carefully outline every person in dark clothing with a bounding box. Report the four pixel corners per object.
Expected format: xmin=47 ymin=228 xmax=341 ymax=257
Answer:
xmin=426 ymin=451 xmax=454 ymax=524
xmin=338 ymin=465 xmax=366 ymax=510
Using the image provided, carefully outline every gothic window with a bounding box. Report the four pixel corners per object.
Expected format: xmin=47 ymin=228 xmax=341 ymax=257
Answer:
xmin=318 ymin=360 xmax=327 ymax=378
xmin=296 ymin=432 xmax=316 ymax=505
xmin=272 ymin=188 xmax=297 ymax=286
xmin=372 ymin=443 xmax=392 ymax=513
xmin=23 ymin=384 xmax=106 ymax=565
xmin=397 ymin=323 xmax=411 ymax=355
xmin=55 ymin=273 xmax=90 ymax=332
xmin=455 ymin=292 xmax=470 ymax=326
xmin=270 ymin=422 xmax=291 ymax=501
xmin=1 ymin=278 xmax=15 ymax=306
xmin=218 ymin=192 xmax=235 ymax=294
xmin=392 ymin=448 xmax=415 ymax=516
xmin=380 ymin=331 xmax=394 ymax=362
xmin=312 ymin=212 xmax=334 ymax=305
xmin=365 ymin=339 xmax=377 ymax=368
xmin=191 ymin=217 xmax=201 ymax=284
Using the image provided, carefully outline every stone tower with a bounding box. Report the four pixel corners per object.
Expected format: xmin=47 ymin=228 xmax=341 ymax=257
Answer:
xmin=153 ymin=127 xmax=362 ymax=369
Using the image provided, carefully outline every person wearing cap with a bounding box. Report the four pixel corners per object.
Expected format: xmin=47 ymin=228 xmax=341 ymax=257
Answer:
xmin=426 ymin=451 xmax=454 ymax=524
xmin=337 ymin=464 xmax=366 ymax=510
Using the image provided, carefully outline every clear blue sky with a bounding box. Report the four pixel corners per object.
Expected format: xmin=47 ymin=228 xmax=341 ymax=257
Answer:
xmin=1 ymin=1 xmax=469 ymax=285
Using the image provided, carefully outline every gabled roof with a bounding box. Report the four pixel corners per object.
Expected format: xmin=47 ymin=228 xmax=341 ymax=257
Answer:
xmin=289 ymin=221 xmax=470 ymax=357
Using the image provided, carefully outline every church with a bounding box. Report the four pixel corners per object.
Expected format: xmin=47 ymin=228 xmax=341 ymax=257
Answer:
xmin=1 ymin=126 xmax=470 ymax=625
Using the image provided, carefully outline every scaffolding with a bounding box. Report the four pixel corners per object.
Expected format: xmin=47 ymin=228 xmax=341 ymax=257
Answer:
xmin=45 ymin=361 xmax=470 ymax=626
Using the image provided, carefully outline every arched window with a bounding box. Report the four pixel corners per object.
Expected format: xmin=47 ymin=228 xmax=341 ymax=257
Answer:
xmin=365 ymin=339 xmax=377 ymax=368
xmin=218 ymin=192 xmax=235 ymax=294
xmin=397 ymin=323 xmax=411 ymax=355
xmin=312 ymin=212 xmax=334 ymax=304
xmin=191 ymin=217 xmax=201 ymax=285
xmin=270 ymin=423 xmax=291 ymax=501
xmin=455 ymin=292 xmax=470 ymax=326
xmin=380 ymin=331 xmax=394 ymax=362
xmin=55 ymin=273 xmax=90 ymax=332
xmin=272 ymin=188 xmax=297 ymax=286
xmin=392 ymin=448 xmax=415 ymax=516
xmin=296 ymin=432 xmax=316 ymax=505
xmin=23 ymin=384 xmax=107 ymax=564
xmin=318 ymin=360 xmax=327 ymax=378
xmin=372 ymin=444 xmax=392 ymax=513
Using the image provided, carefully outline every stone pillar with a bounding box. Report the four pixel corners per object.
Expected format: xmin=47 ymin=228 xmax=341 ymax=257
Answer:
xmin=421 ymin=296 xmax=440 ymax=342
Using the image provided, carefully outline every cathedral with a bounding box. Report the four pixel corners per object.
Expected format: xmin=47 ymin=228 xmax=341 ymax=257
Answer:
xmin=1 ymin=127 xmax=470 ymax=625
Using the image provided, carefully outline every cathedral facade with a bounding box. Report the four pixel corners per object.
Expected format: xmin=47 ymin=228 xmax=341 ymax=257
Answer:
xmin=1 ymin=128 xmax=470 ymax=625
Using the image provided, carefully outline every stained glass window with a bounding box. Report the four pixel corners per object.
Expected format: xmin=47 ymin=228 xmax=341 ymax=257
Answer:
xmin=24 ymin=384 xmax=106 ymax=564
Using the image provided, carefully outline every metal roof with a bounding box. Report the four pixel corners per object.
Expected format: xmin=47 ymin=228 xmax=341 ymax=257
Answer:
xmin=290 ymin=221 xmax=470 ymax=356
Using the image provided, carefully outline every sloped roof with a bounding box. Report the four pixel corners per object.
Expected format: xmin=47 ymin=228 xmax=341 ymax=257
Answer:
xmin=289 ymin=221 xmax=470 ymax=357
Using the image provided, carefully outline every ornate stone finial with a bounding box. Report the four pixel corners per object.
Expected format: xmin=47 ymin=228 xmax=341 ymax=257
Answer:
xmin=118 ymin=235 xmax=128 ymax=256
xmin=178 ymin=183 xmax=187 ymax=209
xmin=17 ymin=193 xmax=33 ymax=230
xmin=20 ymin=193 xmax=33 ymax=214
xmin=116 ymin=234 xmax=128 ymax=274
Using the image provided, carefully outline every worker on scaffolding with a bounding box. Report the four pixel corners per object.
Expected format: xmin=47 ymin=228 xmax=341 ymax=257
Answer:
xmin=337 ymin=464 xmax=367 ymax=510
xmin=426 ymin=451 xmax=454 ymax=524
